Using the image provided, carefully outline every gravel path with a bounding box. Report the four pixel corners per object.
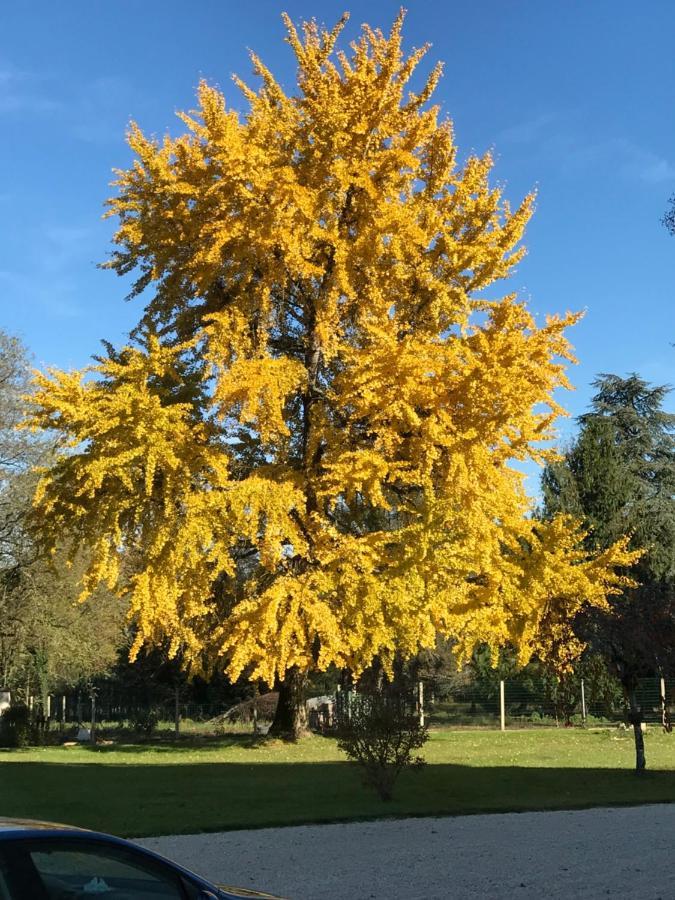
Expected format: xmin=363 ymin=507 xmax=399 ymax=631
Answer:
xmin=138 ymin=805 xmax=675 ymax=899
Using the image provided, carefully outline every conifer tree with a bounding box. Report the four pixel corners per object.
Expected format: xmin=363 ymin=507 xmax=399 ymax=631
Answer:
xmin=542 ymin=374 xmax=675 ymax=770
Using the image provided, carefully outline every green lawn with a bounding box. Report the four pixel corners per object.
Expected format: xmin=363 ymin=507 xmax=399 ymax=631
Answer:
xmin=1 ymin=728 xmax=675 ymax=837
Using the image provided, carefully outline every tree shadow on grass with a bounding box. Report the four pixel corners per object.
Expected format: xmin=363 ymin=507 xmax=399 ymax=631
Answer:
xmin=3 ymin=761 xmax=675 ymax=838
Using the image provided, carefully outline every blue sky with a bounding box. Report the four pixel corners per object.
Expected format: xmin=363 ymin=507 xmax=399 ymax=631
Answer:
xmin=1 ymin=1 xmax=673 ymax=479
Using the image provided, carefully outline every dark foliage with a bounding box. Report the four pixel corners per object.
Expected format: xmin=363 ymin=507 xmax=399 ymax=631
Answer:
xmin=541 ymin=373 xmax=675 ymax=770
xmin=0 ymin=704 xmax=32 ymax=748
xmin=335 ymin=688 xmax=428 ymax=801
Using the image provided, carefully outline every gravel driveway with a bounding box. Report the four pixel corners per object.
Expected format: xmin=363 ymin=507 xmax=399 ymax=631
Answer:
xmin=138 ymin=804 xmax=675 ymax=899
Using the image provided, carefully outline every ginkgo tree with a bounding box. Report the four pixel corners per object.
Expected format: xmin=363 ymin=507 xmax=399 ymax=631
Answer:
xmin=27 ymin=12 xmax=636 ymax=738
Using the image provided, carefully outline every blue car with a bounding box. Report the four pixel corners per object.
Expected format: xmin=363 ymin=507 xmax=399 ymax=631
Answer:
xmin=0 ymin=818 xmax=285 ymax=899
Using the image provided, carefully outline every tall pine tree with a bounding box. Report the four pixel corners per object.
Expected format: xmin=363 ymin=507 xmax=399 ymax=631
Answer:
xmin=542 ymin=374 xmax=675 ymax=771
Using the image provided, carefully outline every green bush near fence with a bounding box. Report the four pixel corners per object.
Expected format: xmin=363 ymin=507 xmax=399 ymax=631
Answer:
xmin=0 ymin=705 xmax=39 ymax=748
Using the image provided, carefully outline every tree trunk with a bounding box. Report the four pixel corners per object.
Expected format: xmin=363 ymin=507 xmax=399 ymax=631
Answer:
xmin=628 ymin=686 xmax=646 ymax=773
xmin=659 ymin=675 xmax=671 ymax=733
xmin=268 ymin=667 xmax=308 ymax=740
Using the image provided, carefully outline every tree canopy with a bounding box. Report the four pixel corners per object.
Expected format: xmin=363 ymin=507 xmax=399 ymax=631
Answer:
xmin=26 ymin=13 xmax=635 ymax=696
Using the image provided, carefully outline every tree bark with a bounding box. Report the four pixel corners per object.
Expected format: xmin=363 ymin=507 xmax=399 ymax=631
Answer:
xmin=659 ymin=675 xmax=671 ymax=733
xmin=628 ymin=685 xmax=646 ymax=773
xmin=268 ymin=667 xmax=308 ymax=740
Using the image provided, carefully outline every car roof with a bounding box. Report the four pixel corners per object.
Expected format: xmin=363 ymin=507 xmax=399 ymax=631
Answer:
xmin=0 ymin=819 xmax=135 ymax=847
xmin=0 ymin=818 xmax=87 ymax=834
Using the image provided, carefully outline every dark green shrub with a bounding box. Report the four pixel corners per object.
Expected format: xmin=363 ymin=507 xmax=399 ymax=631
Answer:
xmin=335 ymin=690 xmax=428 ymax=801
xmin=130 ymin=706 xmax=160 ymax=736
xmin=0 ymin=705 xmax=32 ymax=748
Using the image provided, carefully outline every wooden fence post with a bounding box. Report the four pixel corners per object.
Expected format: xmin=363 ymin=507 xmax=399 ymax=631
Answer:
xmin=500 ymin=680 xmax=505 ymax=732
xmin=418 ymin=681 xmax=425 ymax=728
xmin=90 ymin=692 xmax=96 ymax=743
xmin=252 ymin=683 xmax=259 ymax=735
xmin=581 ymin=678 xmax=587 ymax=725
xmin=174 ymin=685 xmax=181 ymax=738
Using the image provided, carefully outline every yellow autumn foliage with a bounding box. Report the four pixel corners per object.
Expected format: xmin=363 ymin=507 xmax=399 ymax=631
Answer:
xmin=26 ymin=12 xmax=637 ymax=684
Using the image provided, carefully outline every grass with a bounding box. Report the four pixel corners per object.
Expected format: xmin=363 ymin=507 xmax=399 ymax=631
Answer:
xmin=2 ymin=727 xmax=675 ymax=837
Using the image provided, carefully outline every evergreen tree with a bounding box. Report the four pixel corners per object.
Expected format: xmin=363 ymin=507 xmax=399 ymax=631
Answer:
xmin=542 ymin=374 xmax=675 ymax=770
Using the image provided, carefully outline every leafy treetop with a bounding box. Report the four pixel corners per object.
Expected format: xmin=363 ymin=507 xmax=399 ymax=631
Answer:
xmin=26 ymin=12 xmax=636 ymax=685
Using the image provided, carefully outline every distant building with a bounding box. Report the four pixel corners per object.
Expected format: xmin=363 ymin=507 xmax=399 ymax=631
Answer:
xmin=0 ymin=689 xmax=10 ymax=715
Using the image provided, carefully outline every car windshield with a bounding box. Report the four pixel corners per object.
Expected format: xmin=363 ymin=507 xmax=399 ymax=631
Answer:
xmin=3 ymin=840 xmax=187 ymax=899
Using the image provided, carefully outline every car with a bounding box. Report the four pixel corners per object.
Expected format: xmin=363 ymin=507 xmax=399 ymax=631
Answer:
xmin=0 ymin=818 xmax=285 ymax=899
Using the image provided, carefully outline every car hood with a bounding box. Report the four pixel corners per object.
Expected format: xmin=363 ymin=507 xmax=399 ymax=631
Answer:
xmin=216 ymin=885 xmax=286 ymax=899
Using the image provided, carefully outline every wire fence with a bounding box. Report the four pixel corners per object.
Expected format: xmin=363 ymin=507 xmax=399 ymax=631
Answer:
xmin=424 ymin=676 xmax=674 ymax=728
xmin=5 ymin=675 xmax=674 ymax=739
